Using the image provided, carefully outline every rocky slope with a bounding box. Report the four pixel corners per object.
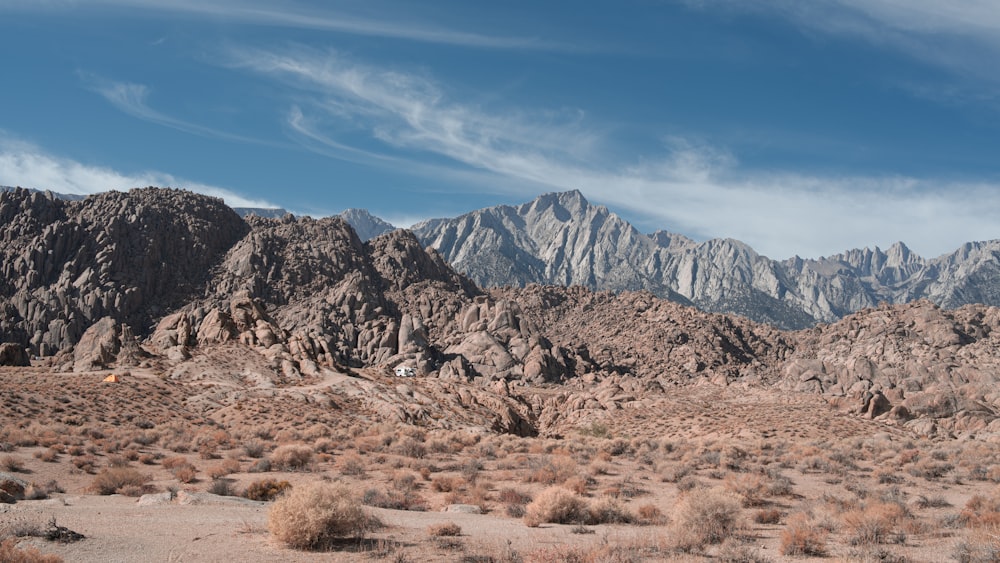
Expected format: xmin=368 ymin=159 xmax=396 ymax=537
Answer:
xmin=339 ymin=208 xmax=396 ymax=241
xmin=0 ymin=187 xmax=248 ymax=357
xmin=412 ymin=190 xmax=1000 ymax=330
xmin=5 ymin=187 xmax=1000 ymax=439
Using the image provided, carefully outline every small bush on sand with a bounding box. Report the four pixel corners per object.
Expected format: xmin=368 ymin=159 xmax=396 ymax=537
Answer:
xmin=89 ymin=468 xmax=150 ymax=495
xmin=780 ymin=513 xmax=827 ymax=556
xmin=843 ymin=502 xmax=908 ymax=546
xmin=587 ymin=497 xmax=635 ymax=525
xmin=524 ymin=486 xmax=588 ymax=527
xmin=0 ymin=539 xmax=63 ymax=563
xmin=270 ymin=445 xmax=313 ymax=471
xmin=427 ymin=522 xmax=462 ymax=537
xmin=269 ymin=481 xmax=381 ymax=550
xmin=1 ymin=455 xmax=25 ymax=473
xmin=670 ymin=488 xmax=743 ymax=551
xmin=243 ymin=478 xmax=292 ymax=501
xmin=207 ymin=459 xmax=241 ymax=480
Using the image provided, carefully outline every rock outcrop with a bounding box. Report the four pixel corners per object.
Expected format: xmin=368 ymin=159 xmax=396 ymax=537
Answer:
xmin=0 ymin=187 xmax=248 ymax=355
xmin=780 ymin=300 xmax=1000 ymax=437
xmin=0 ymin=343 xmax=29 ymax=366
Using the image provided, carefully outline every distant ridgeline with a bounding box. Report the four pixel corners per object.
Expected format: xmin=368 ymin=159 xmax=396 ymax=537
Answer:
xmin=412 ymin=190 xmax=1000 ymax=330
xmin=5 ymin=186 xmax=998 ymax=330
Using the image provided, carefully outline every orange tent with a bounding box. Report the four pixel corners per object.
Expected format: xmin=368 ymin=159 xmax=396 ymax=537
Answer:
xmin=102 ymin=374 xmax=119 ymax=383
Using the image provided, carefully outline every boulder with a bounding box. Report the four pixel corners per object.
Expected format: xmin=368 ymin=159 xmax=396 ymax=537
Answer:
xmin=0 ymin=343 xmax=29 ymax=366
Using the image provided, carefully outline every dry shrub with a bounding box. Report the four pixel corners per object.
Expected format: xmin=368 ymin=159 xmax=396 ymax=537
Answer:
xmin=427 ymin=522 xmax=462 ymax=537
xmin=34 ymin=448 xmax=59 ymax=463
xmin=207 ymin=458 xmax=241 ymax=480
xmin=717 ymin=539 xmax=771 ymax=563
xmin=637 ymin=503 xmax=665 ymax=525
xmin=161 ymin=456 xmax=189 ymax=470
xmin=954 ymin=525 xmax=1000 ymax=563
xmin=89 ymin=467 xmax=150 ymax=495
xmin=431 ymin=475 xmax=462 ymax=493
xmin=754 ymin=508 xmax=782 ymax=525
xmin=587 ymin=497 xmax=635 ymax=525
xmin=243 ymin=478 xmax=292 ymax=501
xmin=961 ymin=490 xmax=1000 ymax=529
xmin=526 ymin=455 xmax=578 ymax=485
xmin=338 ymin=454 xmax=365 ymax=476
xmin=393 ymin=437 xmax=427 ymax=459
xmin=523 ymin=486 xmax=588 ymax=527
xmin=243 ymin=439 xmax=266 ymax=459
xmin=780 ymin=512 xmax=828 ymax=556
xmin=172 ymin=464 xmax=198 ymax=484
xmin=724 ymin=473 xmax=769 ymax=507
xmin=1 ymin=455 xmax=25 ymax=473
xmin=269 ymin=481 xmax=381 ymax=550
xmin=71 ymin=455 xmax=97 ymax=473
xmin=660 ymin=462 xmax=693 ymax=483
xmin=669 ymin=488 xmax=743 ymax=551
xmin=270 ymin=445 xmax=313 ymax=471
xmin=563 ymin=475 xmax=588 ymax=495
xmin=843 ymin=502 xmax=908 ymax=546
xmin=0 ymin=539 xmax=63 ymax=563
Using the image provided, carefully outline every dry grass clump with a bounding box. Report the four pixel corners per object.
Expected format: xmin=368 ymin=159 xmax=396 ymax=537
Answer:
xmin=270 ymin=444 xmax=313 ymax=471
xmin=0 ymin=539 xmax=63 ymax=563
xmin=953 ymin=525 xmax=1000 ymax=563
xmin=525 ymin=455 xmax=579 ymax=486
xmin=636 ymin=503 xmax=666 ymax=525
xmin=1 ymin=455 xmax=26 ymax=473
xmin=206 ymin=458 xmax=241 ymax=480
xmin=427 ymin=522 xmax=462 ymax=537
xmin=88 ymin=467 xmax=151 ymax=495
xmin=338 ymin=453 xmax=366 ymax=476
xmin=269 ymin=481 xmax=381 ymax=550
xmin=959 ymin=489 xmax=1000 ymax=529
xmin=523 ymin=486 xmax=588 ymax=527
xmin=669 ymin=488 xmax=744 ymax=552
xmin=780 ymin=512 xmax=828 ymax=556
xmin=841 ymin=501 xmax=907 ymax=546
xmin=242 ymin=478 xmax=292 ymax=501
xmin=586 ymin=497 xmax=635 ymax=525
xmin=754 ymin=508 xmax=783 ymax=525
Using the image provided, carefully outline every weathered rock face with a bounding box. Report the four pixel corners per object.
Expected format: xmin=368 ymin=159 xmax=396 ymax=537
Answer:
xmin=496 ymin=285 xmax=792 ymax=386
xmin=0 ymin=343 xmax=29 ymax=366
xmin=338 ymin=208 xmax=396 ymax=242
xmin=9 ymin=186 xmax=1000 ymax=439
xmin=0 ymin=188 xmax=248 ymax=355
xmin=413 ymin=190 xmax=1000 ymax=330
xmin=779 ymin=300 xmax=1000 ymax=437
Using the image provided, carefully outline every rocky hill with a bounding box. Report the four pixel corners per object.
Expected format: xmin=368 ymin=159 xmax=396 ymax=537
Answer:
xmin=412 ymin=190 xmax=1000 ymax=330
xmin=0 ymin=187 xmax=248 ymax=357
xmin=4 ymin=187 xmax=1000 ymax=438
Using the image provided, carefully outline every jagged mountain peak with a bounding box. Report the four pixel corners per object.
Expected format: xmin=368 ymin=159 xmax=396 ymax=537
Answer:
xmin=338 ymin=208 xmax=396 ymax=242
xmin=414 ymin=191 xmax=1000 ymax=330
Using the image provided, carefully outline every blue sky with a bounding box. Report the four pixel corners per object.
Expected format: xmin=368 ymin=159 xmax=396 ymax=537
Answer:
xmin=2 ymin=0 xmax=1000 ymax=259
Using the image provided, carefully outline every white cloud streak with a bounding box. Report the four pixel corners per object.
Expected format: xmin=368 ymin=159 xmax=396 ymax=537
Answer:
xmin=0 ymin=0 xmax=575 ymax=51
xmin=229 ymin=46 xmax=1000 ymax=259
xmin=691 ymin=0 xmax=1000 ymax=88
xmin=82 ymin=74 xmax=275 ymax=146
xmin=0 ymin=133 xmax=277 ymax=208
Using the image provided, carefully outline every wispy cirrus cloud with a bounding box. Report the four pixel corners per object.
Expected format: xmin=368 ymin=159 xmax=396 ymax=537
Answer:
xmin=0 ymin=133 xmax=277 ymax=208
xmin=1 ymin=0 xmax=577 ymax=52
xmin=226 ymin=45 xmax=1000 ymax=258
xmin=689 ymin=1 xmax=1000 ymax=90
xmin=81 ymin=74 xmax=274 ymax=146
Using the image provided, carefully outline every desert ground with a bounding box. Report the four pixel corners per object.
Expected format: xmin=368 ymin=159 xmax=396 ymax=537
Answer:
xmin=3 ymin=359 xmax=1000 ymax=563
